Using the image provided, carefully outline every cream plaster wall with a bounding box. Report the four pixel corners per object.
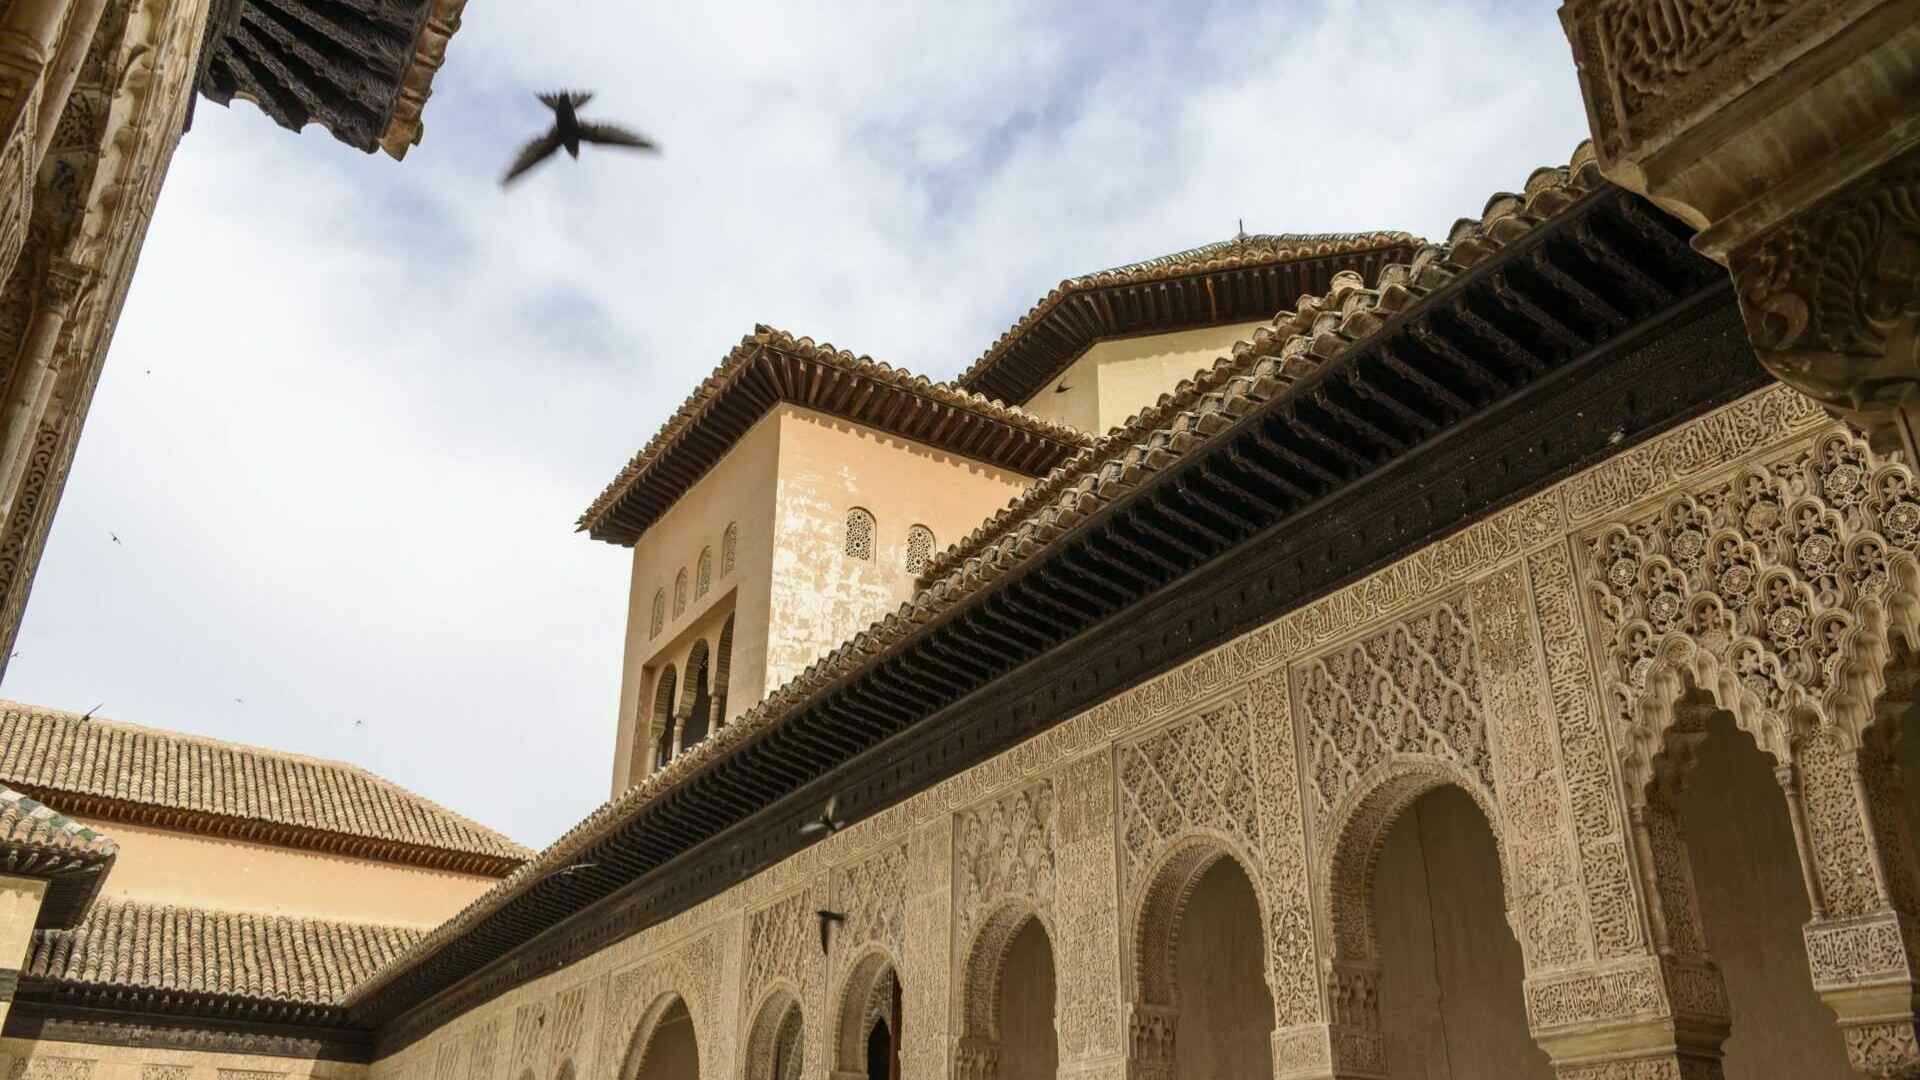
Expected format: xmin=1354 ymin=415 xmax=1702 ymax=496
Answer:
xmin=72 ymin=818 xmax=503 ymax=928
xmin=1015 ymin=321 xmax=1268 ymax=435
xmin=763 ymin=407 xmax=1031 ymax=693
xmin=356 ymin=386 xmax=1903 ymax=1080
xmin=614 ymin=412 xmax=782 ymax=796
xmin=0 ymin=875 xmax=47 ymax=1032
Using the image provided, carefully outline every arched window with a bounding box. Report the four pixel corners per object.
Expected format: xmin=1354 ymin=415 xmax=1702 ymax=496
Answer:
xmin=680 ymin=640 xmax=712 ymax=751
xmin=650 ymin=589 xmax=666 ymax=639
xmin=845 ymin=508 xmax=875 ymax=561
xmin=696 ymin=547 xmax=713 ymax=599
xmin=722 ymin=522 xmax=739 ymax=577
xmin=905 ymin=524 xmax=935 ymax=575
xmin=674 ymin=568 xmax=688 ymax=616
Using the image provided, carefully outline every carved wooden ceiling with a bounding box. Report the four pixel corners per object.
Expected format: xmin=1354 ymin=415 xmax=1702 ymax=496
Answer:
xmin=192 ymin=0 xmax=455 ymax=156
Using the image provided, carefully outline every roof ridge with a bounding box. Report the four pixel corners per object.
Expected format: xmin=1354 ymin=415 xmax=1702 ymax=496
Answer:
xmin=348 ymin=141 xmax=1610 ymax=1011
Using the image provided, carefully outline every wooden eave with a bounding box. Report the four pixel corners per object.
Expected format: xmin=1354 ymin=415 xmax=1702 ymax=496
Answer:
xmin=958 ymin=238 xmax=1423 ymax=407
xmin=350 ymin=163 xmax=1752 ymax=1049
xmin=193 ymin=0 xmax=465 ymax=157
xmin=578 ymin=332 xmax=1095 ymax=547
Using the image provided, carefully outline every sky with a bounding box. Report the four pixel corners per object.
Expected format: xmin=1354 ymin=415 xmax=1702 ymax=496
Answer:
xmin=6 ymin=1 xmax=1593 ymax=849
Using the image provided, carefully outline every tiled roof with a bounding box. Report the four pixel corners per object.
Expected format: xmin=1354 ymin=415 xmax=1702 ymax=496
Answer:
xmin=27 ymin=898 xmax=422 ymax=1006
xmin=955 ymin=230 xmax=1423 ymax=407
xmin=0 ymin=785 xmax=117 ymax=930
xmin=0 ymin=701 xmax=532 ymax=875
xmin=577 ymin=325 xmax=1094 ymax=546
xmin=0 ymin=785 xmax=116 ymax=868
xmin=349 ymin=142 xmax=1631 ymax=1016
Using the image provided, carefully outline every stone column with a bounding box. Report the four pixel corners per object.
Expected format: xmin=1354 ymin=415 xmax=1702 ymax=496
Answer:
xmin=0 ymin=0 xmax=98 ymax=286
xmin=1791 ymin=729 xmax=1920 ymax=1077
xmin=0 ymin=873 xmax=48 ymax=1031
xmin=1559 ymin=0 xmax=1920 ymax=460
xmin=0 ymin=257 xmax=85 ymax=511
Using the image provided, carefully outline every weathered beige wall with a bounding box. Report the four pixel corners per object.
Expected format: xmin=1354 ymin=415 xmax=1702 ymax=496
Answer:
xmin=73 ymin=817 xmax=501 ymax=928
xmin=1015 ymin=322 xmax=1267 ymax=435
xmin=764 ymin=407 xmax=1030 ymax=691
xmin=366 ymin=385 xmax=1886 ymax=1080
xmin=1373 ymin=787 xmax=1551 ymax=1080
xmin=1676 ymin=716 xmax=1853 ymax=1078
xmin=614 ymin=410 xmax=782 ymax=795
xmin=0 ymin=1038 xmax=365 ymax=1080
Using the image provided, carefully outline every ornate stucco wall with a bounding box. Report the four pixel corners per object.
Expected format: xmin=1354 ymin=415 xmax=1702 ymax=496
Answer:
xmin=343 ymin=381 xmax=1920 ymax=1080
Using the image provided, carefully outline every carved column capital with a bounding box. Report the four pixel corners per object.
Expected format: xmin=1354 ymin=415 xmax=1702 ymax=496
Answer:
xmin=1121 ymin=1003 xmax=1175 ymax=1080
xmin=1727 ymin=146 xmax=1920 ymax=459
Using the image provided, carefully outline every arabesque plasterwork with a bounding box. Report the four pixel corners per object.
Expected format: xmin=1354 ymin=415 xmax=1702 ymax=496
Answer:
xmin=365 ymin=382 xmax=1920 ymax=1080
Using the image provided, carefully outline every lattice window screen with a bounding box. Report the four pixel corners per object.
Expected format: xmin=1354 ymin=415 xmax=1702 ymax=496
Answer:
xmin=846 ymin=508 xmax=876 ymax=560
xmin=650 ymin=590 xmax=666 ymax=638
xmin=905 ymin=525 xmax=935 ymax=574
xmin=674 ymin=569 xmax=688 ymax=615
xmin=696 ymin=548 xmax=713 ymax=598
xmin=722 ymin=523 xmax=738 ymax=576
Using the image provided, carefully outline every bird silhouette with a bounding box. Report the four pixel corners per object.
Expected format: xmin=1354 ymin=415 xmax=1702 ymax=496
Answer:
xmin=1054 ymin=383 xmax=1072 ymax=394
xmin=502 ymin=92 xmax=657 ymax=186
xmin=80 ymin=703 xmax=103 ymax=721
xmin=815 ymin=909 xmax=846 ymax=953
xmin=109 ymin=532 xmax=120 ymax=545
xmin=798 ymin=795 xmax=845 ymax=837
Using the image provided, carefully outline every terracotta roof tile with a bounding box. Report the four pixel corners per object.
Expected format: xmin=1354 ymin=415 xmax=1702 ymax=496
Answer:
xmin=0 ymin=784 xmax=116 ymax=868
xmin=348 ymin=142 xmax=1611 ymax=1009
xmin=0 ymin=701 xmax=532 ymax=874
xmin=27 ymin=898 xmax=422 ymax=1005
xmin=577 ymin=325 xmax=1092 ymax=545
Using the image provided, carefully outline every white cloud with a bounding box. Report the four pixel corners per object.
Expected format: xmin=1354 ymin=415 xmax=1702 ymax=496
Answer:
xmin=8 ymin=0 xmax=1592 ymax=846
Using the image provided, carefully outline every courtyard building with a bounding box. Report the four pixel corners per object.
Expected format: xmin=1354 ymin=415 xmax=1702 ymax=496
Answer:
xmin=0 ymin=3 xmax=1917 ymax=1079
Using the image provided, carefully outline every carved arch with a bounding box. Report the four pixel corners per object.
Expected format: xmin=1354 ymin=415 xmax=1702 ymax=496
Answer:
xmin=956 ymin=897 xmax=1055 ymax=1046
xmin=1587 ymin=432 xmax=1920 ymax=798
xmin=1321 ymin=757 xmax=1508 ymax=965
xmin=618 ymin=992 xmax=701 ymax=1080
xmin=741 ymin=983 xmax=803 ymax=1080
xmin=1130 ymin=832 xmax=1270 ymax=1010
xmin=831 ymin=946 xmax=900 ymax=1073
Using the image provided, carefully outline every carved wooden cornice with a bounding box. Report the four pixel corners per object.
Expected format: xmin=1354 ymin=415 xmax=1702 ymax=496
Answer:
xmin=193 ymin=0 xmax=467 ymax=158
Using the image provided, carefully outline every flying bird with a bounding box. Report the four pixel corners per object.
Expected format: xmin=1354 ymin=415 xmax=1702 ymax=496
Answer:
xmin=1054 ymin=384 xmax=1072 ymax=394
xmin=554 ymin=862 xmax=598 ymax=878
xmin=815 ymin=909 xmax=846 ymax=953
xmin=109 ymin=532 xmax=120 ymax=545
xmin=502 ymin=91 xmax=657 ymax=186
xmin=80 ymin=703 xmax=103 ymax=721
xmin=798 ymin=795 xmax=845 ymax=838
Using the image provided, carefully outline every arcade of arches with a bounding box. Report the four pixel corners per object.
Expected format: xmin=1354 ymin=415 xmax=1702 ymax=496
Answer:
xmin=382 ymin=392 xmax=1920 ymax=1080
